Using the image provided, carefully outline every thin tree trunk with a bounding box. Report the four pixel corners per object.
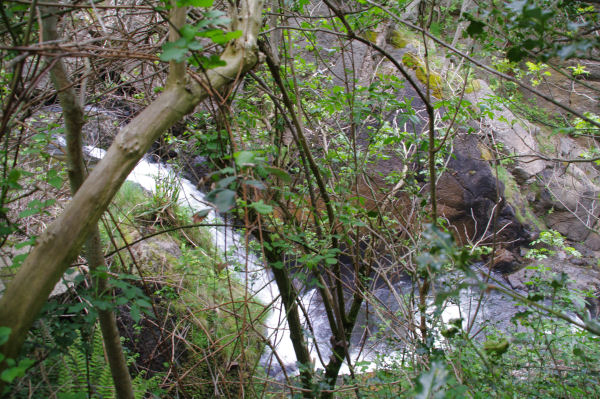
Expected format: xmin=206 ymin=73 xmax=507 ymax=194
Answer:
xmin=41 ymin=4 xmax=135 ymax=398
xmin=0 ymin=0 xmax=264 ymax=369
xmin=262 ymin=238 xmax=314 ymax=398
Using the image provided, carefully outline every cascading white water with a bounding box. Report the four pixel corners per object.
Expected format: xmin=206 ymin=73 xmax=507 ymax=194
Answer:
xmin=81 ymin=144 xmax=310 ymax=373
xmin=79 ymin=141 xmax=521 ymax=378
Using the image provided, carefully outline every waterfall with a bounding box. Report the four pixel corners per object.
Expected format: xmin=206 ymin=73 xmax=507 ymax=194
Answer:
xmin=80 ymin=144 xmax=309 ymax=374
xmin=78 ymin=141 xmax=521 ymax=378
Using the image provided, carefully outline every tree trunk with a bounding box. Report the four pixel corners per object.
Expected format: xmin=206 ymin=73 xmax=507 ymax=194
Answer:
xmin=40 ymin=4 xmax=136 ymax=398
xmin=0 ymin=0 xmax=264 ymax=368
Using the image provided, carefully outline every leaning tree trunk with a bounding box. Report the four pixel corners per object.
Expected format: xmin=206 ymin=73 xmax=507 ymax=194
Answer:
xmin=0 ymin=0 xmax=264 ymax=369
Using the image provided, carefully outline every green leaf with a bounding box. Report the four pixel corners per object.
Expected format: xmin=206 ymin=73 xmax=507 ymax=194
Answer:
xmin=325 ymin=257 xmax=337 ymax=265
xmin=506 ymin=46 xmax=526 ymax=62
xmin=216 ymin=175 xmax=237 ymax=188
xmin=414 ymin=360 xmax=449 ymax=399
xmin=244 ymin=179 xmax=266 ymax=189
xmin=430 ymin=22 xmax=442 ymax=37
xmin=223 ymin=30 xmax=242 ymax=42
xmin=137 ymin=299 xmax=152 ymax=309
xmin=7 ymin=169 xmax=22 ymax=189
xmin=194 ymin=209 xmax=211 ymax=220
xmin=264 ymin=166 xmax=291 ymax=183
xmin=160 ymin=42 xmax=188 ymax=62
xmin=197 ymin=29 xmax=241 ymax=45
xmin=0 ymin=358 xmax=34 ymax=383
xmin=57 ymin=393 xmax=88 ymax=399
xmin=0 ymin=327 xmax=11 ymax=345
xmin=47 ymin=169 xmax=63 ymax=190
xmin=483 ymin=338 xmax=509 ymax=356
xmin=465 ymin=18 xmax=485 ymax=37
xmin=199 ymin=54 xmax=226 ymax=69
xmin=180 ymin=24 xmax=198 ymax=40
xmin=250 ymin=200 xmax=273 ymax=215
xmin=130 ymin=306 xmax=141 ymax=323
xmin=206 ymin=188 xmax=236 ymax=212
xmin=234 ymin=150 xmax=255 ymax=167
xmin=188 ymin=41 xmax=204 ymax=51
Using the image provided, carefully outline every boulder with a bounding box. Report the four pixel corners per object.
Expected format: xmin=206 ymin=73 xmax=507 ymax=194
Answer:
xmin=436 ymin=135 xmax=531 ymax=250
xmin=130 ymin=233 xmax=182 ymax=273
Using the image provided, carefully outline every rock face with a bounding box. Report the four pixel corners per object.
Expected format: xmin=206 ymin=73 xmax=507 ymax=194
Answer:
xmin=437 ymin=135 xmax=532 ymax=252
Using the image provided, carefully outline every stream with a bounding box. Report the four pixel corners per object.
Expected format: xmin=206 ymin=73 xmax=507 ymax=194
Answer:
xmin=76 ymin=142 xmax=528 ymax=378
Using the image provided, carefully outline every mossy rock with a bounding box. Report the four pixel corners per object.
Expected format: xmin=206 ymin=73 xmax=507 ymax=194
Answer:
xmin=478 ymin=143 xmax=494 ymax=161
xmin=465 ymin=79 xmax=484 ymax=94
xmin=415 ymin=66 xmax=443 ymax=98
xmin=388 ymin=29 xmax=409 ymax=48
xmin=495 ymin=165 xmax=544 ymax=229
xmin=401 ymin=52 xmax=443 ymax=97
xmin=363 ymin=30 xmax=378 ymax=43
xmin=401 ymin=52 xmax=421 ymax=70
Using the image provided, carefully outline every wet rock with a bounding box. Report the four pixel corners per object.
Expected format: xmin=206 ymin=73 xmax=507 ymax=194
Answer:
xmin=436 ymin=135 xmax=530 ymax=249
xmin=491 ymin=248 xmax=518 ymax=273
xmin=507 ymin=254 xmax=600 ymax=296
xmin=538 ymin=164 xmax=600 ymax=246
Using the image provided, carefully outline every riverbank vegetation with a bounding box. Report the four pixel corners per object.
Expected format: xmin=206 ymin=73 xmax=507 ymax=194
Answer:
xmin=1 ymin=0 xmax=600 ymax=397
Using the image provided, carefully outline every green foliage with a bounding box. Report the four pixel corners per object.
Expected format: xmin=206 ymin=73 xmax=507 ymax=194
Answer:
xmin=159 ymin=6 xmax=240 ymax=68
xmin=0 ymin=328 xmax=34 ymax=387
xmin=56 ymin=326 xmax=161 ymax=399
xmin=525 ymin=230 xmax=581 ymax=260
xmin=465 ymin=0 xmax=599 ymax=61
xmin=413 ymin=360 xmax=464 ymax=399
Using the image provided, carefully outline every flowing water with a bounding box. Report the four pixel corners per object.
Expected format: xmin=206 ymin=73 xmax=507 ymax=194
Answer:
xmin=79 ymin=141 xmax=523 ymax=379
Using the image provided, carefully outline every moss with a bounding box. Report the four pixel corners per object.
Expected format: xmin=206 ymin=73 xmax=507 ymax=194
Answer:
xmin=402 ymin=52 xmax=443 ymax=98
xmin=479 ymin=144 xmax=494 ymax=161
xmin=402 ymin=52 xmax=421 ymax=70
xmin=415 ymin=66 xmax=443 ymax=98
xmin=389 ymin=29 xmax=410 ymax=48
xmin=495 ymin=165 xmax=544 ymax=229
xmin=465 ymin=79 xmax=483 ymax=94
xmin=363 ymin=30 xmax=378 ymax=43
